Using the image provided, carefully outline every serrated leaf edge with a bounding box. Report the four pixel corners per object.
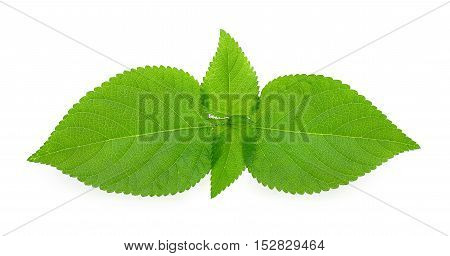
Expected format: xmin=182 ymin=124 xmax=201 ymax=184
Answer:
xmin=248 ymin=73 xmax=420 ymax=195
xmin=200 ymin=29 xmax=259 ymax=118
xmin=28 ymin=66 xmax=213 ymax=197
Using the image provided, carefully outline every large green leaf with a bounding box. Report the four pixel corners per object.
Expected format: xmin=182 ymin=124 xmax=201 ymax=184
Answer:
xmin=201 ymin=29 xmax=259 ymax=117
xmin=29 ymin=66 xmax=213 ymax=196
xmin=249 ymin=75 xmax=419 ymax=194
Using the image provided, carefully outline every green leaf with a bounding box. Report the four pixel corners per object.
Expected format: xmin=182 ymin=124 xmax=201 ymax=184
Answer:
xmin=202 ymin=30 xmax=259 ymax=117
xmin=210 ymin=116 xmax=256 ymax=198
xmin=203 ymin=30 xmax=259 ymax=197
xmin=28 ymin=31 xmax=420 ymax=198
xmin=28 ymin=66 xmax=214 ymax=196
xmin=249 ymin=75 xmax=419 ymax=194
xmin=210 ymin=126 xmax=245 ymax=198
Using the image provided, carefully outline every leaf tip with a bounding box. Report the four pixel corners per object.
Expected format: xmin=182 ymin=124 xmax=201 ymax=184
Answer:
xmin=210 ymin=180 xmax=221 ymax=199
xmin=210 ymin=190 xmax=219 ymax=199
xmin=219 ymin=29 xmax=233 ymax=41
xmin=219 ymin=29 xmax=228 ymax=36
xmin=404 ymin=135 xmax=420 ymax=150
xmin=27 ymin=152 xmax=38 ymax=163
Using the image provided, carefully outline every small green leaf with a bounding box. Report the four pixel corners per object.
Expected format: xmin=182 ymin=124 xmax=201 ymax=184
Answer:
xmin=210 ymin=125 xmax=245 ymax=198
xmin=210 ymin=116 xmax=256 ymax=197
xmin=29 ymin=66 xmax=213 ymax=196
xmin=249 ymin=75 xmax=419 ymax=194
xmin=202 ymin=30 xmax=259 ymax=117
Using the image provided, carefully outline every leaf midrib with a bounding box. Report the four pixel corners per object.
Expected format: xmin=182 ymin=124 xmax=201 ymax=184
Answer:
xmin=30 ymin=126 xmax=214 ymax=160
xmin=254 ymin=126 xmax=417 ymax=147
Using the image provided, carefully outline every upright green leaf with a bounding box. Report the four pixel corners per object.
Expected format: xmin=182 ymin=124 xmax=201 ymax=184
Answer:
xmin=249 ymin=75 xmax=419 ymax=194
xmin=202 ymin=29 xmax=259 ymax=117
xmin=29 ymin=66 xmax=213 ymax=196
xmin=202 ymin=30 xmax=259 ymax=197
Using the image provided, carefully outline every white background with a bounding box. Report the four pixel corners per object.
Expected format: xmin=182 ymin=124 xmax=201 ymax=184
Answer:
xmin=1 ymin=0 xmax=449 ymax=255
